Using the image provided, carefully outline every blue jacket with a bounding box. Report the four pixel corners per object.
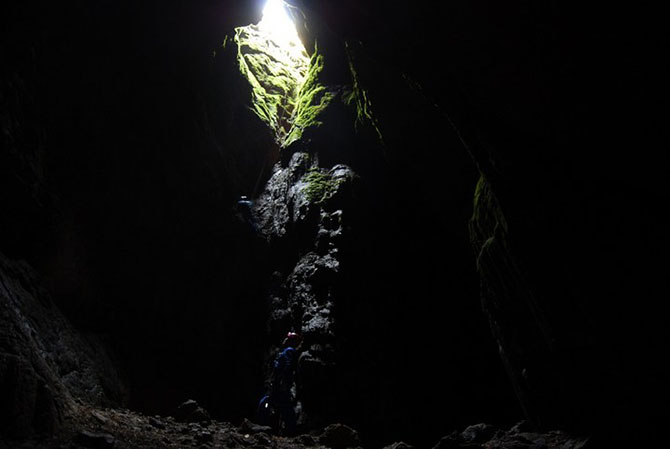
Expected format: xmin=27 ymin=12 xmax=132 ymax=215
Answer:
xmin=272 ymin=347 xmax=297 ymax=394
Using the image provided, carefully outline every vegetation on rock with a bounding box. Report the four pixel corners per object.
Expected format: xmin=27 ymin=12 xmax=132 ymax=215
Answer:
xmin=234 ymin=24 xmax=309 ymax=143
xmin=284 ymin=49 xmax=335 ymax=148
xmin=302 ymin=167 xmax=345 ymax=204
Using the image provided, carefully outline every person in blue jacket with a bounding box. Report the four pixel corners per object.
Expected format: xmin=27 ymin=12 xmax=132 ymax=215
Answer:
xmin=258 ymin=332 xmax=302 ymax=435
xmin=236 ymin=195 xmax=257 ymax=231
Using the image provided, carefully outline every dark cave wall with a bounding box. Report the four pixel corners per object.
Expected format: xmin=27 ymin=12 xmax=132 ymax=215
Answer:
xmin=323 ymin=0 xmax=667 ymax=432
xmin=2 ymin=0 xmax=274 ymax=424
xmin=251 ymin=0 xmax=670 ymax=445
xmin=236 ymin=17 xmax=517 ymax=444
xmin=437 ymin=3 xmax=669 ymax=444
xmin=468 ymin=155 xmax=670 ymax=442
xmin=2 ymin=0 xmax=668 ymax=447
xmin=0 ymin=252 xmax=127 ymax=438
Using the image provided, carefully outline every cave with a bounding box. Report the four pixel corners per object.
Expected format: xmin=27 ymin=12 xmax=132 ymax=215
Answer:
xmin=1 ymin=1 xmax=668 ymax=448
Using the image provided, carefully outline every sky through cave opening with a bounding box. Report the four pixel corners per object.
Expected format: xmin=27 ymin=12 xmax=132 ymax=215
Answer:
xmin=236 ymin=0 xmax=310 ymax=144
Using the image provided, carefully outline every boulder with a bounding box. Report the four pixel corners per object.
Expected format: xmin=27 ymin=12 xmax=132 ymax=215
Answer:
xmin=75 ymin=430 xmax=116 ymax=449
xmin=383 ymin=442 xmax=414 ymax=449
xmin=461 ymin=423 xmax=497 ymax=444
xmin=239 ymin=418 xmax=273 ymax=434
xmin=174 ymin=399 xmax=211 ymax=423
xmin=319 ymin=423 xmax=361 ymax=449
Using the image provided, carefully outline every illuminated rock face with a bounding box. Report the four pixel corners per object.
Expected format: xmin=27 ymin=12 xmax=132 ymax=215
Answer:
xmin=248 ymin=39 xmax=366 ymax=428
xmin=243 ymin=21 xmax=495 ymax=442
xmin=207 ymin=6 xmax=312 ymax=195
xmin=255 ymin=148 xmax=359 ymax=428
xmin=234 ymin=7 xmax=309 ymax=144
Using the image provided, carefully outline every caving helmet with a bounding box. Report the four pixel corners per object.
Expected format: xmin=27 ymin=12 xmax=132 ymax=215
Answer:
xmin=284 ymin=331 xmax=303 ymax=348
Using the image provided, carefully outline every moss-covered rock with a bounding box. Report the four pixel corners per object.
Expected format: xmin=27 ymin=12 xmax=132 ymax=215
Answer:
xmin=469 ymin=174 xmax=570 ymax=429
xmin=342 ymin=43 xmax=384 ymax=144
xmin=283 ymin=50 xmax=335 ymax=148
xmin=233 ymin=20 xmax=385 ymax=169
xmin=210 ymin=32 xmax=278 ymax=196
xmin=302 ymin=167 xmax=346 ymax=204
xmin=234 ymin=24 xmax=309 ymax=144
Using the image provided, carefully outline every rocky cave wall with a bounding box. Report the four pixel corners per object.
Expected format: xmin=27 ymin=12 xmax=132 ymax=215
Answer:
xmin=295 ymin=1 xmax=669 ymax=447
xmin=212 ymin=5 xmax=517 ymax=445
xmin=2 ymin=0 xmax=669 ymax=447
xmin=2 ymin=0 xmax=274 ymax=432
xmin=0 ymin=251 xmax=126 ymax=438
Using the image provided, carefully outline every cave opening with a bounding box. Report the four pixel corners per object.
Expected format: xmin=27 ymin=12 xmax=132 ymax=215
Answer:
xmin=211 ymin=2 xmax=521 ymax=446
xmin=3 ymin=1 xmax=666 ymax=448
xmin=235 ymin=0 xmax=310 ymax=145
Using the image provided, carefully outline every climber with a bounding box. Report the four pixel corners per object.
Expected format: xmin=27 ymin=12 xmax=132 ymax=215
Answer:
xmin=235 ymin=195 xmax=257 ymax=231
xmin=258 ymin=331 xmax=303 ymax=435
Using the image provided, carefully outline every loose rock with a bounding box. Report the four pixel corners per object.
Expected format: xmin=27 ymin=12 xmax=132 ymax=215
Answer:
xmin=175 ymin=399 xmax=211 ymax=423
xmin=75 ymin=430 xmax=116 ymax=449
xmin=461 ymin=423 xmax=496 ymax=444
xmin=383 ymin=442 xmax=414 ymax=449
xmin=319 ymin=424 xmax=361 ymax=449
xmin=239 ymin=418 xmax=273 ymax=434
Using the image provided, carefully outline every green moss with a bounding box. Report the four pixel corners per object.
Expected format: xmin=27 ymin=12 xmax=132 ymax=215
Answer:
xmin=283 ymin=48 xmax=335 ymax=147
xmin=470 ymin=174 xmax=509 ymax=253
xmin=234 ymin=25 xmax=309 ymax=142
xmin=232 ymin=25 xmax=386 ymax=152
xmin=302 ymin=167 xmax=344 ymax=204
xmin=343 ymin=43 xmax=384 ymax=144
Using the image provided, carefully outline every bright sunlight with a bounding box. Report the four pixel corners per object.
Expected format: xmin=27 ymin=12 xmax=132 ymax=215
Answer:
xmin=258 ymin=0 xmax=306 ymax=60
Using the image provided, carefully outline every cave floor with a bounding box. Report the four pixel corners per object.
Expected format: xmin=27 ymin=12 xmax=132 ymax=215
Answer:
xmin=0 ymin=403 xmax=361 ymax=449
xmin=0 ymin=404 xmax=589 ymax=449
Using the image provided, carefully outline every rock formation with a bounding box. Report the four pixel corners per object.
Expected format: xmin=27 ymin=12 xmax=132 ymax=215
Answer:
xmin=0 ymin=252 xmax=126 ymax=438
xmin=212 ymin=7 xmax=504 ymax=444
xmin=2 ymin=0 xmax=668 ymax=448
